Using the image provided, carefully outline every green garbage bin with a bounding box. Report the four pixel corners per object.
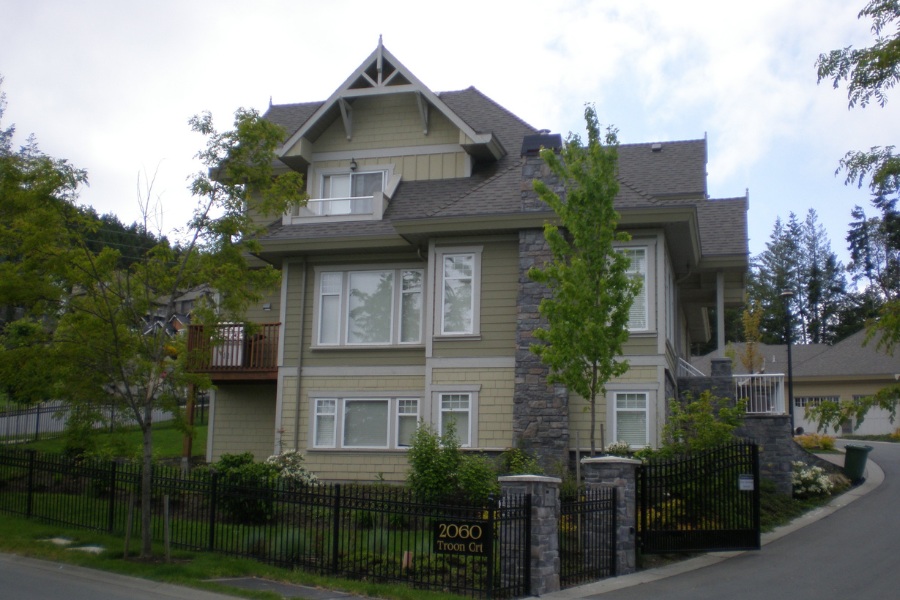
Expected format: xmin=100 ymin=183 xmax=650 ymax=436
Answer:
xmin=843 ymin=444 xmax=873 ymax=484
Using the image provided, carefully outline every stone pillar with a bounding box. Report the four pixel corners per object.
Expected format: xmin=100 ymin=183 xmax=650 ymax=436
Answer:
xmin=581 ymin=456 xmax=641 ymax=575
xmin=515 ymin=229 xmax=569 ymax=471
xmin=499 ymin=475 xmax=562 ymax=596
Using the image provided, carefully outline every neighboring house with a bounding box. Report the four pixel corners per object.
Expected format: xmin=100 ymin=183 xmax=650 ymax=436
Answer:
xmin=692 ymin=329 xmax=900 ymax=436
xmin=192 ymin=41 xmax=749 ymax=480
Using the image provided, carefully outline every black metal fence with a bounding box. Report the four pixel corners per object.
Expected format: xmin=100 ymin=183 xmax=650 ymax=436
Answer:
xmin=638 ymin=442 xmax=760 ymax=554
xmin=0 ymin=398 xmax=208 ymax=444
xmin=559 ymin=486 xmax=617 ymax=588
xmin=0 ymin=448 xmax=530 ymax=598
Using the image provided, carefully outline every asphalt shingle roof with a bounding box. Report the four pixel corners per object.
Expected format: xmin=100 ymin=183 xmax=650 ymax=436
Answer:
xmin=258 ymin=87 xmax=746 ymax=260
xmin=692 ymin=329 xmax=899 ymax=378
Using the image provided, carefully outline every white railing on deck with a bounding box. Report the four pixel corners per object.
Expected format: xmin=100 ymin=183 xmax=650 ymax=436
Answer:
xmin=677 ymin=358 xmax=706 ymax=378
xmin=734 ymin=374 xmax=785 ymax=415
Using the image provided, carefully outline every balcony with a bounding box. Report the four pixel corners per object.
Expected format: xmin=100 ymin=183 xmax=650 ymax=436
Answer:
xmin=187 ymin=323 xmax=279 ymax=382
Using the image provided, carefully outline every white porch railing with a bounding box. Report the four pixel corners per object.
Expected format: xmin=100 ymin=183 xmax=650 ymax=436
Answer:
xmin=734 ymin=374 xmax=785 ymax=415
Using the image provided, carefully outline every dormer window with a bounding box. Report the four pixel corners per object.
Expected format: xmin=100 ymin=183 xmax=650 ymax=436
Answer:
xmin=312 ymin=171 xmax=385 ymax=216
xmin=284 ymin=164 xmax=397 ymax=224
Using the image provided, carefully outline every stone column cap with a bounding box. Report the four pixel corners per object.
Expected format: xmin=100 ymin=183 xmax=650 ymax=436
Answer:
xmin=581 ymin=455 xmax=642 ymax=466
xmin=498 ymin=474 xmax=562 ymax=484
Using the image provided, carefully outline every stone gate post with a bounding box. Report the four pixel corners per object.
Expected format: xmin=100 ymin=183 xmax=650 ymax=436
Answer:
xmin=581 ymin=456 xmax=641 ymax=575
xmin=499 ymin=475 xmax=561 ymax=596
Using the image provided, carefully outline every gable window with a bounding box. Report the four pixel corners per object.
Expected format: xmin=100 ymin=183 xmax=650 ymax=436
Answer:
xmin=614 ymin=392 xmax=648 ymax=447
xmin=620 ymin=247 xmax=648 ymax=331
xmin=312 ymin=396 xmax=419 ymax=449
xmin=434 ymin=247 xmax=482 ymax=337
xmin=315 ymin=267 xmax=423 ymax=347
xmin=314 ymin=171 xmax=384 ymax=216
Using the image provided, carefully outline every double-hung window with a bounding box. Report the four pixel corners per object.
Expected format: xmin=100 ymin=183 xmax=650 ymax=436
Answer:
xmin=439 ymin=393 xmax=472 ymax=447
xmin=620 ymin=247 xmax=648 ymax=331
xmin=316 ymin=267 xmax=423 ymax=346
xmin=614 ymin=392 xmax=649 ymax=447
xmin=313 ymin=397 xmax=420 ymax=449
xmin=435 ymin=247 xmax=482 ymax=336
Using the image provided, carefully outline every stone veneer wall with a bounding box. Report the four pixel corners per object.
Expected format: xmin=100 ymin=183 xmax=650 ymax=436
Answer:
xmin=678 ymin=358 xmax=826 ymax=495
xmin=514 ymin=153 xmax=570 ymax=470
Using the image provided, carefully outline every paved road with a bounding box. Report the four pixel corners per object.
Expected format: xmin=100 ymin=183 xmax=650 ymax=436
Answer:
xmin=0 ymin=553 xmax=240 ymax=600
xmin=552 ymin=441 xmax=899 ymax=600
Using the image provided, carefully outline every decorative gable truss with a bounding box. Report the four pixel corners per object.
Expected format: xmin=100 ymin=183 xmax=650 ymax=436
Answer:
xmin=276 ymin=39 xmax=505 ymax=226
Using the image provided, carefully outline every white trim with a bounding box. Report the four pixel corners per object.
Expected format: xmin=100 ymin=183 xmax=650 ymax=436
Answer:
xmin=611 ymin=391 xmax=652 ymax=448
xmin=301 ymin=365 xmax=425 ymax=377
xmin=433 ymin=245 xmax=483 ymax=337
xmin=436 ymin=391 xmax=476 ymax=448
xmin=206 ymin=388 xmax=217 ymax=461
xmin=311 ymin=144 xmax=461 ymax=162
xmin=311 ymin=265 xmax=424 ymax=348
xmin=310 ymin=394 xmax=422 ymax=450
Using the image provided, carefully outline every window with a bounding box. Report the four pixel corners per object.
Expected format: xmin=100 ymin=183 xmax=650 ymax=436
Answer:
xmin=614 ymin=392 xmax=648 ymax=447
xmin=316 ymin=171 xmax=384 ymax=215
xmin=440 ymin=393 xmax=471 ymax=447
xmin=397 ymin=398 xmax=419 ymax=447
xmin=315 ymin=267 xmax=423 ymax=346
xmin=620 ymin=248 xmax=648 ymax=331
xmin=314 ymin=399 xmax=336 ymax=447
xmin=312 ymin=397 xmax=419 ymax=449
xmin=435 ymin=247 xmax=482 ymax=336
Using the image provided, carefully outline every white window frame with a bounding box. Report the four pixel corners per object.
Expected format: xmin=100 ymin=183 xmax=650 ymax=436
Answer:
xmin=311 ymin=396 xmax=421 ymax=450
xmin=437 ymin=392 xmax=474 ymax=448
xmin=613 ymin=392 xmax=649 ymax=447
xmin=433 ymin=246 xmax=482 ymax=337
xmin=313 ymin=266 xmax=424 ymax=348
xmin=619 ymin=247 xmax=648 ymax=332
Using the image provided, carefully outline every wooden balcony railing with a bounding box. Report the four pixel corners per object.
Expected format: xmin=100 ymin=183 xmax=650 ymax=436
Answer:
xmin=187 ymin=323 xmax=280 ymax=381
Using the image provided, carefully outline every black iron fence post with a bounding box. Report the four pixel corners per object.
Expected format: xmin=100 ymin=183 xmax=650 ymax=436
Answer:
xmin=25 ymin=449 xmax=35 ymax=518
xmin=208 ymin=470 xmax=218 ymax=551
xmin=331 ymin=483 xmax=341 ymax=574
xmin=485 ymin=494 xmax=496 ymax=599
xmin=107 ymin=460 xmax=118 ymax=532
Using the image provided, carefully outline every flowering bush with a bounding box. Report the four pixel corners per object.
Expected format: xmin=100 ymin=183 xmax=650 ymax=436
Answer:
xmin=604 ymin=440 xmax=632 ymax=456
xmin=791 ymin=461 xmax=834 ymax=499
xmin=266 ymin=450 xmax=318 ymax=487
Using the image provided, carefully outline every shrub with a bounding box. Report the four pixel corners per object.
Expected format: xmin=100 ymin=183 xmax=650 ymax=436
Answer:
xmin=794 ymin=433 xmax=836 ymax=451
xmin=498 ymin=446 xmax=543 ymax=475
xmin=660 ymin=390 xmax=746 ymax=455
xmin=406 ymin=420 xmax=498 ymax=503
xmin=265 ymin=450 xmax=318 ymax=488
xmin=791 ymin=461 xmax=834 ymax=499
xmin=214 ymin=452 xmax=278 ymax=524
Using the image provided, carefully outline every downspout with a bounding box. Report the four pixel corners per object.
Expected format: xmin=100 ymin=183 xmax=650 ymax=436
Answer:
xmin=716 ymin=271 xmax=725 ymax=355
xmin=293 ymin=259 xmax=307 ymax=450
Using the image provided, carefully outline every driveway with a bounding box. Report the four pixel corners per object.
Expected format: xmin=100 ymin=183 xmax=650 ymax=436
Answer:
xmin=549 ymin=440 xmax=898 ymax=600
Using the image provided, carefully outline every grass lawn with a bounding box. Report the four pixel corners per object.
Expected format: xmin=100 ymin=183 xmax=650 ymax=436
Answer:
xmin=19 ymin=421 xmax=208 ymax=461
xmin=0 ymin=514 xmax=467 ymax=600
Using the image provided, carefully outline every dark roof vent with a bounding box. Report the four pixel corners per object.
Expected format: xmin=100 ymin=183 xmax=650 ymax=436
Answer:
xmin=521 ymin=132 xmax=563 ymax=156
xmin=651 ymin=143 xmax=663 ymax=152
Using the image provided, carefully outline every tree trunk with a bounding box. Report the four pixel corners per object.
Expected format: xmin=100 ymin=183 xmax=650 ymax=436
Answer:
xmin=140 ymin=405 xmax=154 ymax=558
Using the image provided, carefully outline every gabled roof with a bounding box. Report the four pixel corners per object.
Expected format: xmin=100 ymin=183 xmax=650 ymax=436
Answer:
xmin=255 ymin=46 xmax=748 ymax=273
xmin=274 ymin=40 xmax=505 ymax=164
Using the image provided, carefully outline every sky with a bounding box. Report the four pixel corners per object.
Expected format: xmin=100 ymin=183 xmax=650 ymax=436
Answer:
xmin=2 ymin=0 xmax=898 ymax=263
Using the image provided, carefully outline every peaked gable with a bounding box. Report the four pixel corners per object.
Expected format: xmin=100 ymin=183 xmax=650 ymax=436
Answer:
xmin=277 ymin=40 xmax=505 ymax=166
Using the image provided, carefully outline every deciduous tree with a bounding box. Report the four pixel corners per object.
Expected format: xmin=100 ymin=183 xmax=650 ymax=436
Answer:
xmin=528 ymin=105 xmax=641 ymax=456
